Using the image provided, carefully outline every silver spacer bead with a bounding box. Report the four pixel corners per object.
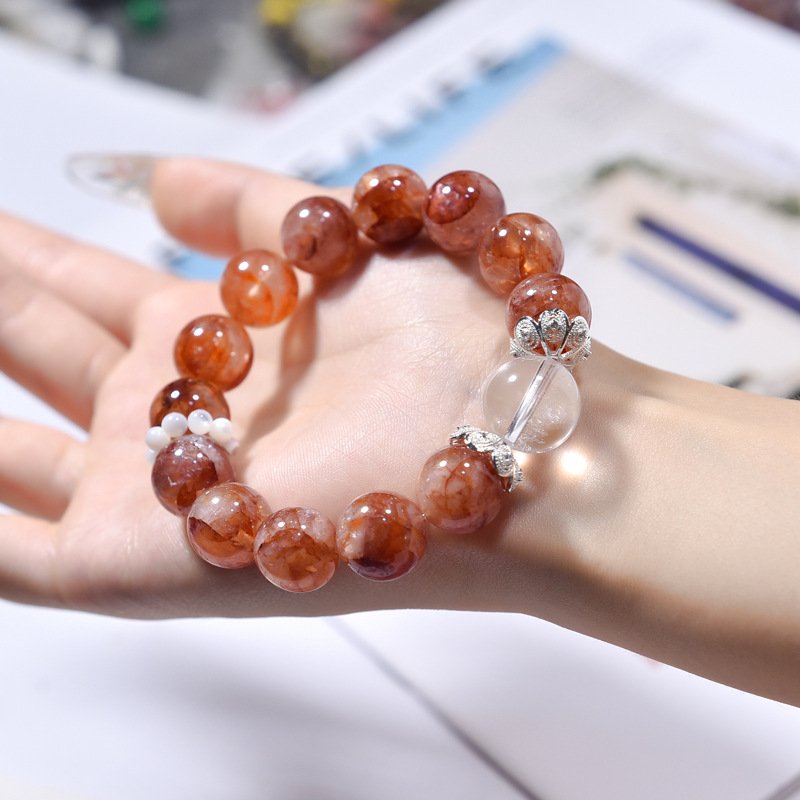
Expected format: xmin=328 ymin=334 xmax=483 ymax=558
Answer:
xmin=510 ymin=311 xmax=591 ymax=367
xmin=450 ymin=425 xmax=523 ymax=491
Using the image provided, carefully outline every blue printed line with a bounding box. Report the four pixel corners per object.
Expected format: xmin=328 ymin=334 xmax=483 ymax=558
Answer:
xmin=164 ymin=248 xmax=224 ymax=280
xmin=637 ymin=215 xmax=800 ymax=316
xmin=624 ymin=249 xmax=738 ymax=322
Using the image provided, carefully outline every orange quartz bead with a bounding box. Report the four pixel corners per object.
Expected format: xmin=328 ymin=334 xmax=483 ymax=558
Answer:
xmin=417 ymin=445 xmax=506 ymax=534
xmin=281 ymin=196 xmax=358 ymax=278
xmin=151 ymin=435 xmax=235 ymax=517
xmin=351 ymin=164 xmax=427 ymax=244
xmin=423 ymin=170 xmax=505 ymax=252
xmin=220 ymin=249 xmax=298 ymax=327
xmin=254 ymin=507 xmax=338 ymax=593
xmin=149 ymin=378 xmax=230 ymax=427
xmin=187 ymin=482 xmax=270 ymax=568
xmin=478 ymin=212 xmax=564 ymax=296
xmin=174 ymin=314 xmax=253 ymax=391
xmin=336 ymin=492 xmax=427 ymax=581
xmin=505 ymin=273 xmax=592 ymax=337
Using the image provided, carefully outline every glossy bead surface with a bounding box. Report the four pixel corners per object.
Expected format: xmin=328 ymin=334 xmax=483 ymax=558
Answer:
xmin=478 ymin=213 xmax=564 ymax=296
xmin=145 ymin=426 xmax=170 ymax=452
xmin=281 ymin=196 xmax=358 ymax=278
xmin=351 ymin=164 xmax=427 ymax=244
xmin=220 ymin=249 xmax=298 ymax=327
xmin=187 ymin=482 xmax=269 ymax=568
xmin=483 ymin=355 xmax=581 ymax=453
xmin=174 ymin=314 xmax=253 ymax=390
xmin=423 ymin=170 xmax=505 ymax=252
xmin=160 ymin=412 xmax=187 ymax=439
xmin=336 ymin=492 xmax=427 ymax=581
xmin=187 ymin=409 xmax=213 ymax=435
xmin=506 ymin=274 xmax=592 ymax=337
xmin=209 ymin=417 xmax=233 ymax=446
xmin=254 ymin=507 xmax=338 ymax=593
xmin=418 ymin=445 xmax=505 ymax=534
xmin=149 ymin=378 xmax=229 ymax=427
xmin=151 ymin=435 xmax=235 ymax=516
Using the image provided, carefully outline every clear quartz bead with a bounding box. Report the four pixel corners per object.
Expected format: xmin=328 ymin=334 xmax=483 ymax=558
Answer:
xmin=482 ymin=354 xmax=580 ymax=453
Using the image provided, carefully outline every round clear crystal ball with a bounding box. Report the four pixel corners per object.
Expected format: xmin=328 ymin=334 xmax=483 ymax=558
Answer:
xmin=482 ymin=355 xmax=580 ymax=453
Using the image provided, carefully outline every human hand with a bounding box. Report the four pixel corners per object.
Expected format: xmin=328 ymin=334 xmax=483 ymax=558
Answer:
xmin=3 ymin=158 xmax=799 ymax=707
xmin=0 ymin=158 xmax=602 ymax=618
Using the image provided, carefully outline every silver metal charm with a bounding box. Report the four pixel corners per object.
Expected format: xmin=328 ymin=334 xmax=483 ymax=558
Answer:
xmin=511 ymin=311 xmax=591 ymax=367
xmin=450 ymin=425 xmax=523 ymax=491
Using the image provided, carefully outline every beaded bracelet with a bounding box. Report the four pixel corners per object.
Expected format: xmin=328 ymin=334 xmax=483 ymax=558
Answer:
xmin=146 ymin=166 xmax=591 ymax=592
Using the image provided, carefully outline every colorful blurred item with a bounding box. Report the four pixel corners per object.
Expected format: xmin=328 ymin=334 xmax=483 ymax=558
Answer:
xmin=124 ymin=0 xmax=165 ymax=31
xmin=260 ymin=0 xmax=446 ymax=80
xmin=729 ymin=0 xmax=800 ymax=32
xmin=0 ymin=0 xmax=445 ymax=109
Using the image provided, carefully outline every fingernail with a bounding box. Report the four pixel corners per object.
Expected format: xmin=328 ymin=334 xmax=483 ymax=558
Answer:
xmin=65 ymin=153 xmax=158 ymax=206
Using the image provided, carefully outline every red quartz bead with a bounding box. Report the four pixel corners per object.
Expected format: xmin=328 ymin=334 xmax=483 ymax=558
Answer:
xmin=478 ymin=212 xmax=564 ymax=296
xmin=220 ymin=249 xmax=298 ymax=327
xmin=417 ymin=445 xmax=506 ymax=534
xmin=174 ymin=314 xmax=253 ymax=391
xmin=151 ymin=435 xmax=235 ymax=516
xmin=281 ymin=196 xmax=358 ymax=278
xmin=423 ymin=170 xmax=505 ymax=252
xmin=351 ymin=164 xmax=427 ymax=244
xmin=254 ymin=507 xmax=338 ymax=593
xmin=336 ymin=492 xmax=427 ymax=581
xmin=186 ymin=482 xmax=270 ymax=568
xmin=149 ymin=378 xmax=230 ymax=427
xmin=506 ymin=273 xmax=592 ymax=338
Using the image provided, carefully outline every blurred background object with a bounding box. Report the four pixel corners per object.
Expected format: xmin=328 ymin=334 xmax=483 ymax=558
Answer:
xmin=0 ymin=0 xmax=122 ymax=68
xmin=730 ymin=0 xmax=800 ymax=31
xmin=0 ymin=0 xmax=448 ymax=110
xmin=3 ymin=0 xmax=797 ymax=112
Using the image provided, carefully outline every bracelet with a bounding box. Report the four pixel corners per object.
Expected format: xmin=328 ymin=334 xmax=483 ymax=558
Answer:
xmin=145 ymin=165 xmax=591 ymax=593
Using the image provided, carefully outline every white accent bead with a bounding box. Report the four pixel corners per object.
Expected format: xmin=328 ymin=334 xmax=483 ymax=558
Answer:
xmin=223 ymin=438 xmax=240 ymax=455
xmin=145 ymin=426 xmax=170 ymax=452
xmin=482 ymin=354 xmax=580 ymax=453
xmin=187 ymin=409 xmax=213 ymax=435
xmin=145 ymin=448 xmax=158 ymax=465
xmin=161 ymin=412 xmax=188 ymax=438
xmin=209 ymin=417 xmax=233 ymax=444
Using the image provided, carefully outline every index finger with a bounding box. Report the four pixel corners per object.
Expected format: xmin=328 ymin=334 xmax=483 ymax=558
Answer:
xmin=0 ymin=213 xmax=173 ymax=343
xmin=150 ymin=158 xmax=351 ymax=257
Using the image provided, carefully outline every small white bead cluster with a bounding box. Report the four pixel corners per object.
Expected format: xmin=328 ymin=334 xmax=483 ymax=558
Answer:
xmin=145 ymin=409 xmax=238 ymax=463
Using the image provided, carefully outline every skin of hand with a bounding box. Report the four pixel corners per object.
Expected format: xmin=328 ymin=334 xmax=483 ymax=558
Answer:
xmin=0 ymin=158 xmax=798 ymax=706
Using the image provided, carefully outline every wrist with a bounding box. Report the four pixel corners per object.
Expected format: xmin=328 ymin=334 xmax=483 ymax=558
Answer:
xmin=498 ymin=348 xmax=800 ymax=703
